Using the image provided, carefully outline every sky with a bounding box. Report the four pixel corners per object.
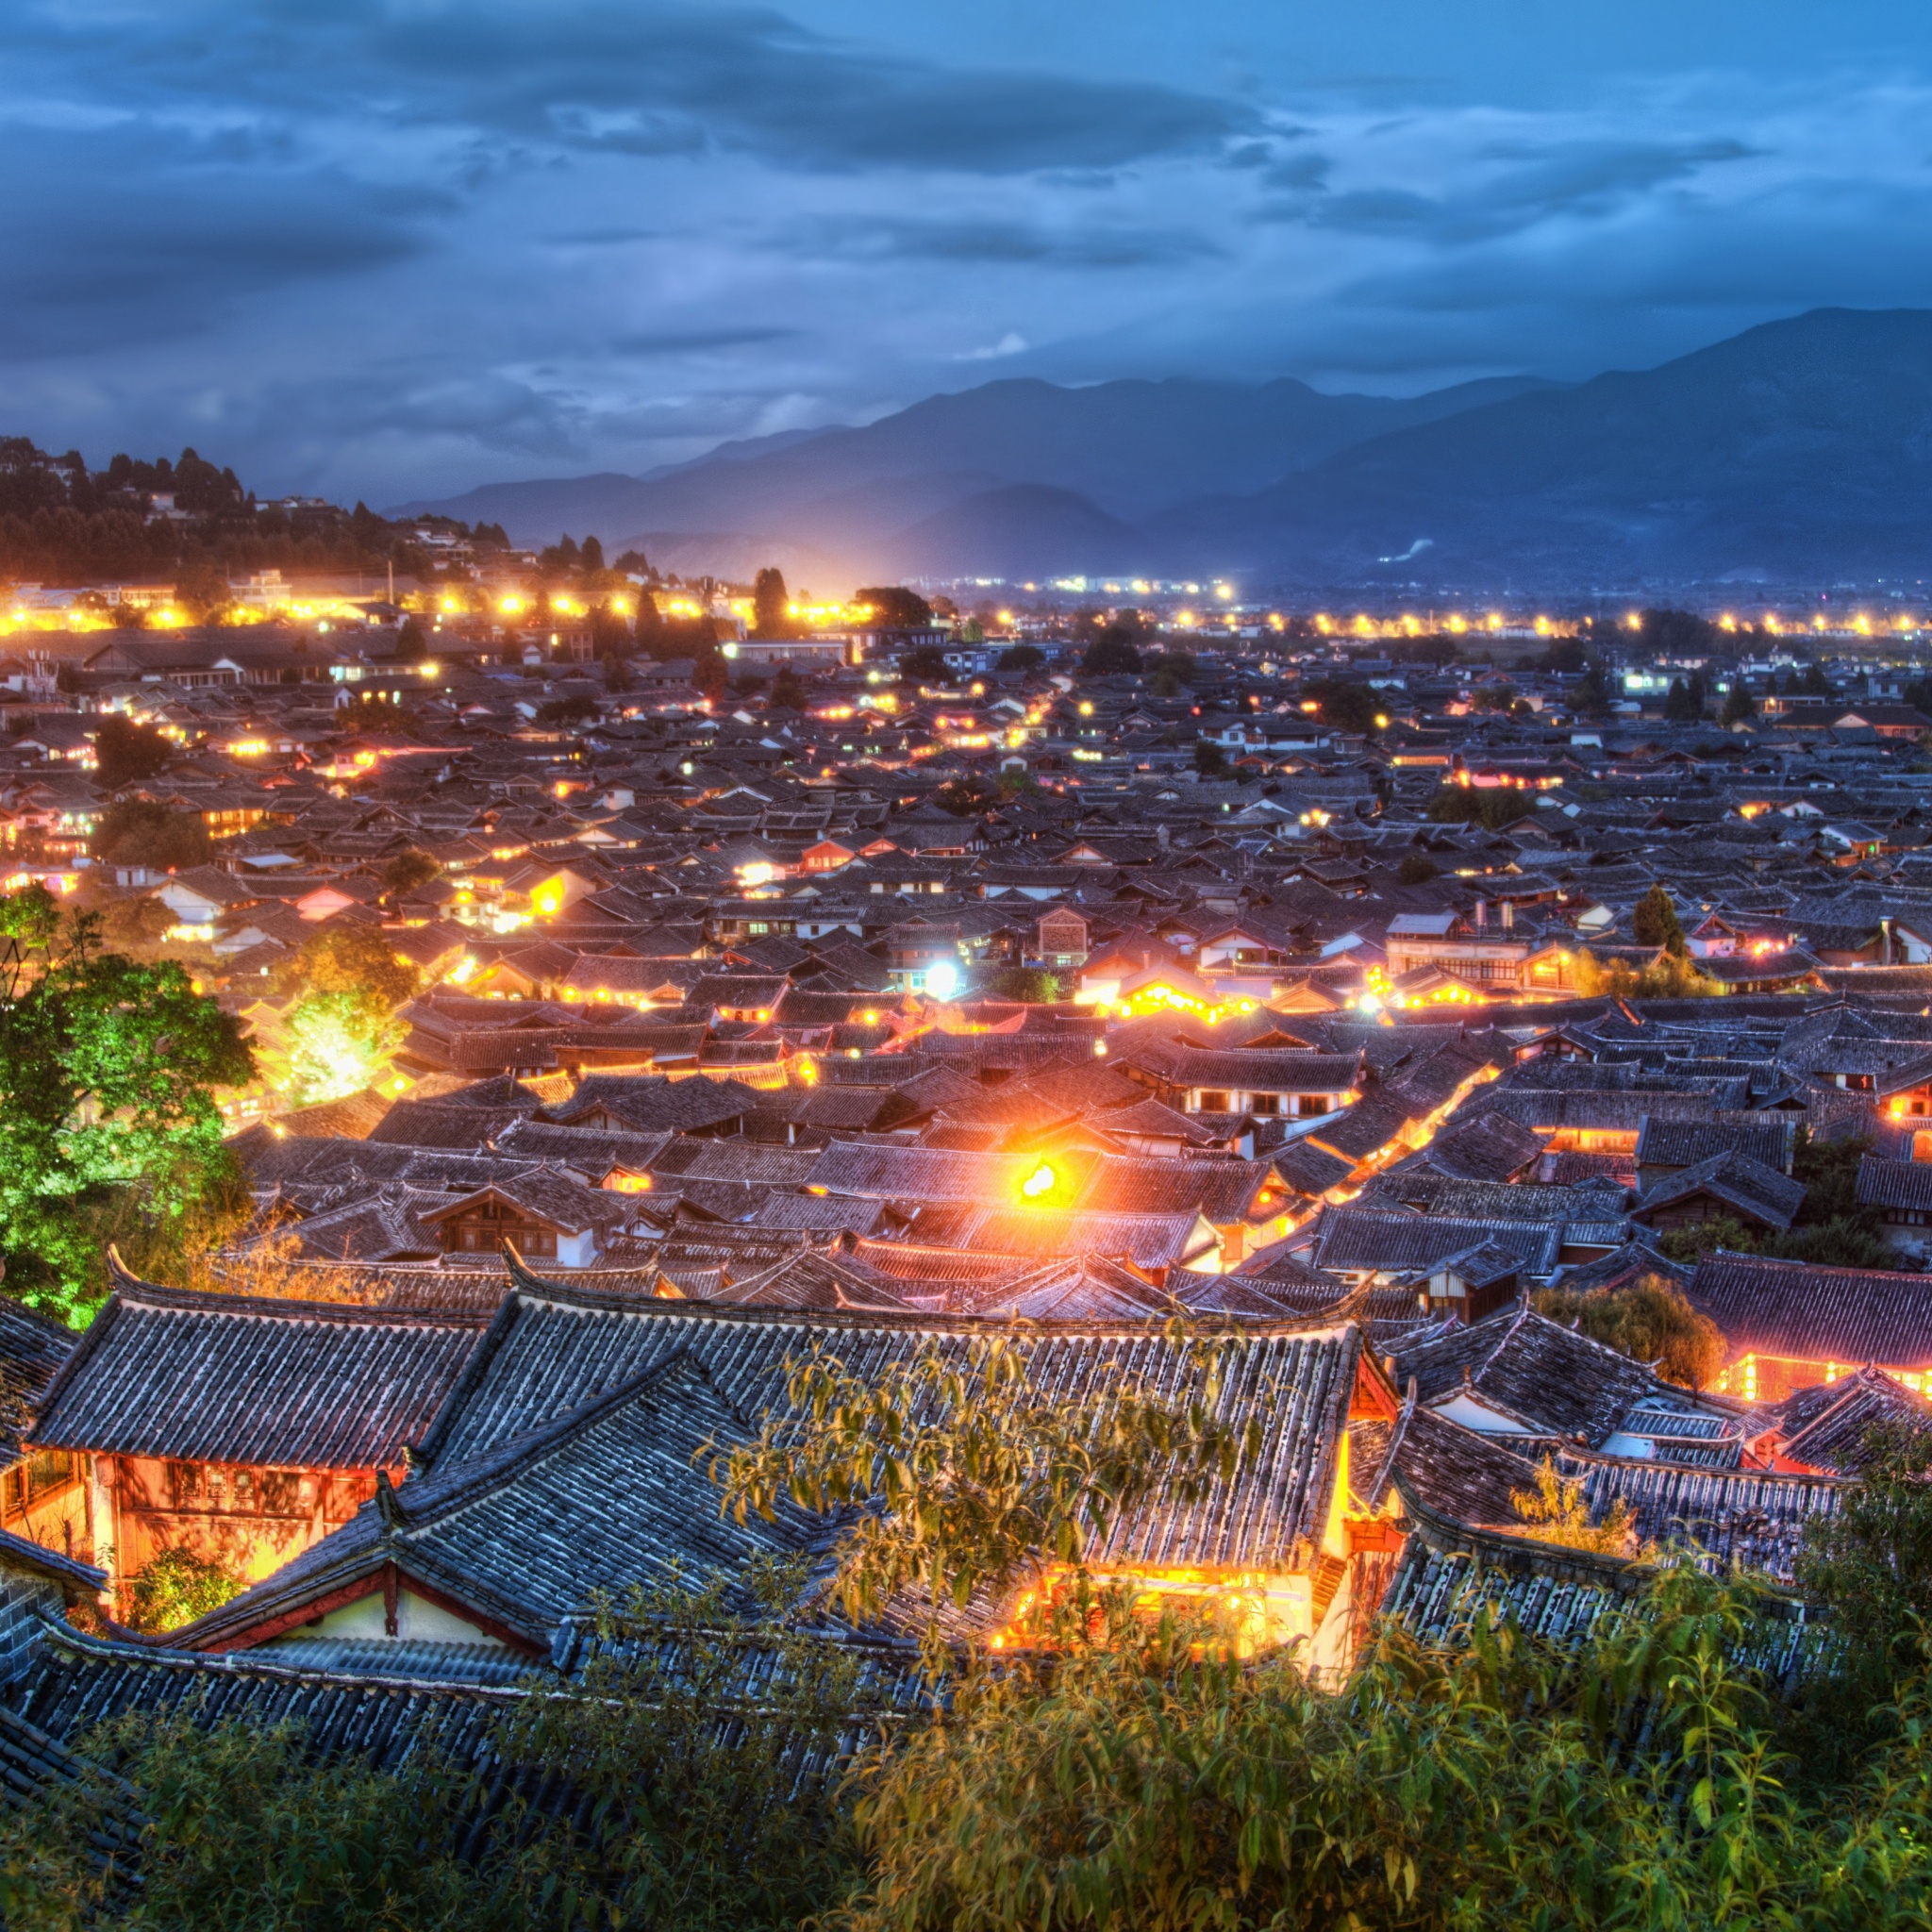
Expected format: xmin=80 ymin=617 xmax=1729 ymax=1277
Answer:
xmin=8 ymin=0 xmax=1932 ymax=505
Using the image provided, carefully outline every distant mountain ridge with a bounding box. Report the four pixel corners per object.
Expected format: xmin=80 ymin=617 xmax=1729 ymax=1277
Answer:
xmin=1164 ymin=307 xmax=1932 ymax=588
xmin=391 ymin=372 xmax=1555 ymax=576
xmin=393 ymin=310 xmax=1932 ymax=588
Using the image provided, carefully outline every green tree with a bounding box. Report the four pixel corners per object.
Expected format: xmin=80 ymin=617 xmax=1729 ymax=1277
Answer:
xmin=856 ymin=586 xmax=934 ymax=628
xmin=125 ymin=1545 xmax=243 ymax=1634
xmin=0 ymin=1710 xmax=502 ymax=1931
xmin=91 ymin=801 xmax=211 ymax=874
xmin=752 ymin=566 xmax=792 ymax=640
xmin=898 ymin=642 xmax=951 ymax=684
xmin=273 ymin=926 xmax=422 ymax=1106
xmin=1572 ymin=947 xmax=1724 ymax=1001
xmin=1396 ymin=851 xmax=1440 ymax=885
xmin=1573 ymin=657 xmax=1614 ymax=716
xmin=1078 ymin=631 xmax=1142 ymax=677
xmin=1509 ymin=1456 xmax=1645 ymax=1556
xmin=281 ymin=993 xmax=407 ymax=1107
xmin=711 ymin=1327 xmax=1260 ymax=1668
xmin=275 ymin=925 xmax=420 ymax=1010
xmin=933 ymin=774 xmax=1002 ymax=817
xmin=838 ymin=1557 xmax=1932 ymax=1932
xmin=589 ymin=601 xmax=631 ymax=660
xmin=1303 ymin=677 xmax=1382 ymax=736
xmin=994 ymin=642 xmax=1044 ymax=673
xmin=693 ymin=645 xmax=730 ymax=701
xmin=496 ymin=1564 xmax=868 ymax=1931
xmin=1657 ymin=1209 xmax=1896 ymax=1272
xmin=1720 ymin=681 xmax=1758 ymax=727
xmin=172 ymin=556 xmax=233 ymax=623
xmin=1799 ymin=1423 xmax=1932 ymax=1732
xmin=0 ymin=890 xmax=255 ymax=1316
xmin=1425 ymin=785 xmax=1532 ymax=831
xmin=379 ymin=849 xmax=441 ymax=897
xmin=394 ymin=615 xmax=430 ymax=660
xmin=1632 ymin=882 xmax=1687 ymax=955
xmin=1531 ymin=1275 xmax=1726 ymax=1388
xmin=93 ymin=893 xmax=175 ymax=956
xmin=91 ymin=714 xmax=171 ymax=791
xmin=1192 ymin=738 xmax=1229 ymax=777
xmin=1663 ymin=676 xmax=1702 ymax=723
xmin=984 ymin=966 xmax=1059 ymax=1003
xmin=769 ymin=668 xmax=808 ymax=711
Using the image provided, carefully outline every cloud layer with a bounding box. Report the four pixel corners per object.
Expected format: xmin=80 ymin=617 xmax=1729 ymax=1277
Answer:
xmin=3 ymin=1 xmax=1932 ymax=501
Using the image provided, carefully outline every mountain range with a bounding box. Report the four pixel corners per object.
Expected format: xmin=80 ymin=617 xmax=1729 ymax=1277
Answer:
xmin=393 ymin=309 xmax=1932 ymax=591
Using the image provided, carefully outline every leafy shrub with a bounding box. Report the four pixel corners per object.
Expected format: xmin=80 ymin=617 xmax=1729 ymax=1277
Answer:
xmin=1509 ymin=1456 xmax=1645 ymax=1555
xmin=835 ymin=1564 xmax=1932 ymax=1932
xmin=1532 ymin=1274 xmax=1726 ymax=1389
xmin=124 ymin=1546 xmax=242 ymax=1633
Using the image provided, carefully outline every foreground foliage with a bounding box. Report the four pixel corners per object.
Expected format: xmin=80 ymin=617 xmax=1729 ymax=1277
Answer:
xmin=838 ymin=1570 xmax=1932 ymax=1932
xmin=0 ymin=887 xmax=254 ymax=1317
xmin=12 ymin=1561 xmax=1932 ymax=1932
xmin=9 ymin=1341 xmax=1932 ymax=1929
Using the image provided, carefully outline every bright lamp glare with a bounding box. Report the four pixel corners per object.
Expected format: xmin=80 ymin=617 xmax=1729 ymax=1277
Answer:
xmin=924 ymin=958 xmax=959 ymax=1001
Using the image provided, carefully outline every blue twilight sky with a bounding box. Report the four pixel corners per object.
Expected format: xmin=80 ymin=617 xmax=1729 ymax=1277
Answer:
xmin=8 ymin=0 xmax=1932 ymax=503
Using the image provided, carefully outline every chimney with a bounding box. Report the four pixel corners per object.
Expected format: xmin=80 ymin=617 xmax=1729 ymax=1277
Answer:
xmin=1502 ymin=900 xmax=1514 ymax=930
xmin=1475 ymin=900 xmax=1487 ymax=929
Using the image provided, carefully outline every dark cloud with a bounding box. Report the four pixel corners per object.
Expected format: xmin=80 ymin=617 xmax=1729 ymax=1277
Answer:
xmin=0 ymin=0 xmax=1924 ymax=506
xmin=1296 ymin=136 xmax=1757 ymax=243
xmin=25 ymin=1 xmax=1253 ymax=178
xmin=1473 ymin=137 xmax=1759 ymax=213
xmin=612 ymin=326 xmax=803 ymax=354
xmin=1263 ymin=151 xmax=1332 ymax=192
xmin=0 ymin=122 xmax=438 ymax=356
xmin=785 ymin=214 xmax=1222 ymax=268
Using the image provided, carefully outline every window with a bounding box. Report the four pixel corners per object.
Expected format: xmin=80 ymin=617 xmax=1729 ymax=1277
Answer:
xmin=258 ymin=1470 xmax=302 ymax=1514
xmin=1297 ymin=1094 xmax=1333 ymax=1117
xmin=1197 ymin=1091 xmax=1230 ymax=1112
xmin=1247 ymin=1094 xmax=1280 ymax=1115
xmin=3 ymin=1450 xmax=75 ymax=1517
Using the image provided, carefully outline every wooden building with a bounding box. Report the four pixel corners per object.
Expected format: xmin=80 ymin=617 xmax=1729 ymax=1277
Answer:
xmin=25 ymin=1273 xmax=491 ymax=1604
xmin=1689 ymin=1250 xmax=1932 ymax=1403
xmin=158 ymin=1270 xmax=1407 ymax=1677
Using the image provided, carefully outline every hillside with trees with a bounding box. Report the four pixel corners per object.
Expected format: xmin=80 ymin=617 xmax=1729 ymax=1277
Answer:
xmin=0 ymin=437 xmax=489 ymax=590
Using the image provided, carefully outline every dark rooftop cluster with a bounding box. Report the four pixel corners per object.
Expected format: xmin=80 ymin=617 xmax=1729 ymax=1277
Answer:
xmin=4 ymin=621 xmax=1932 ymax=1809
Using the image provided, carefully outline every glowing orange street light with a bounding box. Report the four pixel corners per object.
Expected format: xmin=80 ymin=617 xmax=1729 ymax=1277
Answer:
xmin=1021 ymin=1161 xmax=1057 ymax=1200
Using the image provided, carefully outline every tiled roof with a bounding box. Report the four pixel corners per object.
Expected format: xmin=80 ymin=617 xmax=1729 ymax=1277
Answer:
xmin=1389 ymin=1303 xmax=1684 ymax=1446
xmin=176 ymin=1354 xmax=812 ymax=1653
xmin=414 ymin=1267 xmax=1371 ymax=1573
xmin=1313 ymin=1208 xmax=1564 ymax=1281
xmin=1774 ymin=1365 xmax=1932 ymax=1474
xmin=1689 ymin=1250 xmax=1932 ymax=1368
xmin=1633 ymin=1151 xmax=1807 ymax=1229
xmin=1856 ymin=1154 xmax=1932 ymax=1214
xmin=32 ymin=1277 xmax=492 ymax=1469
